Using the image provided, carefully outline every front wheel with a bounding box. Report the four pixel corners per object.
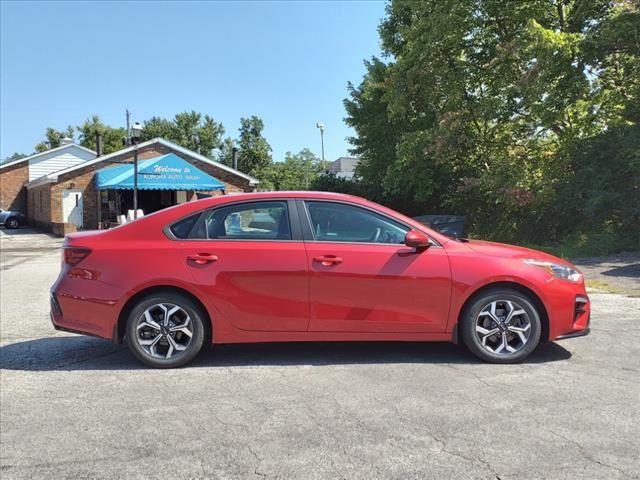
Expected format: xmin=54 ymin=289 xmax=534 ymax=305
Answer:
xmin=126 ymin=292 xmax=206 ymax=368
xmin=460 ymin=288 xmax=542 ymax=364
xmin=5 ymin=217 xmax=19 ymax=229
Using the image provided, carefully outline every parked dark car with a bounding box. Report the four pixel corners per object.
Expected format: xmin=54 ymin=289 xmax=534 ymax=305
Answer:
xmin=413 ymin=215 xmax=465 ymax=238
xmin=0 ymin=209 xmax=26 ymax=229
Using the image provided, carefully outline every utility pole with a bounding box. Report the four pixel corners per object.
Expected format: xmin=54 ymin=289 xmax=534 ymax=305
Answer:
xmin=125 ymin=109 xmax=131 ymax=142
xmin=316 ymin=123 xmax=325 ymax=170
xmin=130 ymin=122 xmax=143 ymax=219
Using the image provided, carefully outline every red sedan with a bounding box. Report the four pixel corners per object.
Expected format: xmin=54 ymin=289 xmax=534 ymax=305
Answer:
xmin=51 ymin=192 xmax=590 ymax=368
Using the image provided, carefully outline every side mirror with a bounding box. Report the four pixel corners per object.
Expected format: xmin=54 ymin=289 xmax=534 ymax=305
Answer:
xmin=404 ymin=230 xmax=431 ymax=249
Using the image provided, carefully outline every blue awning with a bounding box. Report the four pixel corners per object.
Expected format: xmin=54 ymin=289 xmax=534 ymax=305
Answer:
xmin=95 ymin=153 xmax=225 ymax=191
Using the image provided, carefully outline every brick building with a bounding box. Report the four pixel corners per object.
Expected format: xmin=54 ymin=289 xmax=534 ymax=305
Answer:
xmin=2 ymin=138 xmax=258 ymax=236
xmin=0 ymin=141 xmax=97 ymax=216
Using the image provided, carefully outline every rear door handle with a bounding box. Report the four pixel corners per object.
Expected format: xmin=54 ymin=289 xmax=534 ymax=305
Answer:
xmin=187 ymin=253 xmax=218 ymax=265
xmin=313 ymin=255 xmax=343 ymax=266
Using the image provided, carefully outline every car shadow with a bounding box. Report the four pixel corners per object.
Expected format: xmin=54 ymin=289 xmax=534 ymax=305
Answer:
xmin=0 ymin=335 xmax=572 ymax=371
xmin=602 ymin=263 xmax=640 ymax=278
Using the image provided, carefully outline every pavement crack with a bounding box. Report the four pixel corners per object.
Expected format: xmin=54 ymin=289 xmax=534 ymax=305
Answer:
xmin=248 ymin=446 xmax=268 ymax=478
xmin=444 ymin=364 xmax=493 ymax=388
xmin=428 ymin=430 xmax=504 ymax=479
xmin=547 ymin=430 xmax=637 ymax=479
xmin=214 ymin=414 xmax=249 ymax=430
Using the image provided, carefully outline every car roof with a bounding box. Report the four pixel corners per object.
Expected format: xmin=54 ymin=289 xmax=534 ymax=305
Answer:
xmin=107 ymin=190 xmax=450 ymax=246
xmin=185 ymin=191 xmax=364 ymax=209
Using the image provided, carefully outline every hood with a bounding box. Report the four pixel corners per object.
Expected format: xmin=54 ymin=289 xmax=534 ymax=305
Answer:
xmin=0 ymin=210 xmax=21 ymax=220
xmin=465 ymin=239 xmax=570 ymax=265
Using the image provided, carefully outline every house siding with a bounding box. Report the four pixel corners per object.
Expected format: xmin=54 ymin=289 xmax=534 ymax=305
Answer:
xmin=29 ymin=146 xmax=96 ymax=181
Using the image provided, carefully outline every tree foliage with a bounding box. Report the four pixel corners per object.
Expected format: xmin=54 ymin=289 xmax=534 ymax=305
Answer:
xmin=342 ymin=0 xmax=639 ymax=249
xmin=1 ymin=152 xmax=28 ymax=164
xmin=34 ymin=126 xmax=75 ymax=152
xmin=261 ymin=149 xmax=323 ymax=191
xmin=141 ymin=111 xmax=225 ymax=158
xmin=27 ymin=112 xmax=325 ymax=193
xmin=77 ymin=115 xmax=126 ymax=155
xmin=237 ymin=116 xmax=273 ymax=177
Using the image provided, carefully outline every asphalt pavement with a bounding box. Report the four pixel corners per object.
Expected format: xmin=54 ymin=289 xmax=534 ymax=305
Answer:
xmin=1 ymin=232 xmax=639 ymax=479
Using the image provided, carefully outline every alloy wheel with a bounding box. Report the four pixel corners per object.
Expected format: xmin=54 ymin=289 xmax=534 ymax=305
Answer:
xmin=474 ymin=300 xmax=531 ymax=356
xmin=136 ymin=303 xmax=193 ymax=359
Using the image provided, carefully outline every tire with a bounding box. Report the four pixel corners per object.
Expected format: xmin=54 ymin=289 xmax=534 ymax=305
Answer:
xmin=460 ymin=288 xmax=541 ymax=364
xmin=125 ymin=292 xmax=206 ymax=368
xmin=5 ymin=217 xmax=19 ymax=229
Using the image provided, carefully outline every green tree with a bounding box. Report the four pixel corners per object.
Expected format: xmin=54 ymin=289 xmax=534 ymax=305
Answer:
xmin=237 ymin=116 xmax=272 ymax=177
xmin=76 ymin=115 xmax=127 ymax=155
xmin=140 ymin=111 xmax=225 ymax=158
xmin=141 ymin=116 xmax=178 ymax=142
xmin=1 ymin=152 xmax=27 ymax=164
xmin=261 ymin=148 xmax=322 ymax=190
xmin=345 ymin=0 xmax=639 ymax=249
xmin=217 ymin=137 xmax=236 ymax=167
xmin=34 ymin=126 xmax=75 ymax=152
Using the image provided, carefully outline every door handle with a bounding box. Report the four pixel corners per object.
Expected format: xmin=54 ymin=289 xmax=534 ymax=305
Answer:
xmin=187 ymin=253 xmax=218 ymax=265
xmin=313 ymin=255 xmax=343 ymax=266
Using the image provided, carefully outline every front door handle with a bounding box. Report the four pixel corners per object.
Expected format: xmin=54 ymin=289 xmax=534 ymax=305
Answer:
xmin=187 ymin=253 xmax=218 ymax=265
xmin=313 ymin=255 xmax=343 ymax=266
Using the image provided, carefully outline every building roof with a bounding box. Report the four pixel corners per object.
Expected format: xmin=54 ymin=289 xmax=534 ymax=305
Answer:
xmin=25 ymin=138 xmax=259 ymax=189
xmin=327 ymin=156 xmax=359 ymax=174
xmin=0 ymin=143 xmax=97 ymax=171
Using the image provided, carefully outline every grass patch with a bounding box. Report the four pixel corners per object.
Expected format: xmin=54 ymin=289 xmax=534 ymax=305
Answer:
xmin=585 ymin=279 xmax=621 ymax=294
xmin=522 ymin=232 xmax=639 ymax=260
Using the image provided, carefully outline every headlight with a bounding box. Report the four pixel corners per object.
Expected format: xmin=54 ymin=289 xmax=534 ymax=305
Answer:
xmin=522 ymin=259 xmax=582 ymax=282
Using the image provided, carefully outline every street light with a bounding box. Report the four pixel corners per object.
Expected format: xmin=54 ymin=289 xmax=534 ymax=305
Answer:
xmin=130 ymin=122 xmax=143 ymax=219
xmin=316 ymin=123 xmax=325 ymax=170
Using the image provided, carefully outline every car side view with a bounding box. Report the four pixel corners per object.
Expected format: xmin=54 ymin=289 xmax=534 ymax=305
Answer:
xmin=50 ymin=192 xmax=590 ymax=368
xmin=0 ymin=208 xmax=26 ymax=229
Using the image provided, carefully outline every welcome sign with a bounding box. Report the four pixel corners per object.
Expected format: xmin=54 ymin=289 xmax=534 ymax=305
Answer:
xmin=96 ymin=153 xmax=226 ymax=191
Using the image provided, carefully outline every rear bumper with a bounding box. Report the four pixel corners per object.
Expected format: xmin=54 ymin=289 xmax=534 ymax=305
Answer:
xmin=50 ymin=275 xmax=126 ymax=341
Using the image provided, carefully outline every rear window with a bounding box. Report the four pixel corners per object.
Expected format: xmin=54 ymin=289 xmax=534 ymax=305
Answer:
xmin=169 ymin=213 xmax=200 ymax=239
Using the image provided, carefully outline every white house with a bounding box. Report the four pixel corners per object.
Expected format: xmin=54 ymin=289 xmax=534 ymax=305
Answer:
xmin=0 ymin=139 xmax=97 ymax=213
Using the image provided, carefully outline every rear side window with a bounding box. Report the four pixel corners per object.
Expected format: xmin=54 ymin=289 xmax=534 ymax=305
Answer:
xmin=169 ymin=213 xmax=200 ymax=239
xmin=199 ymin=201 xmax=291 ymax=240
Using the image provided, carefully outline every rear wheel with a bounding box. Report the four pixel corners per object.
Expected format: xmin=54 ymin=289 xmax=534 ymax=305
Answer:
xmin=5 ymin=217 xmax=19 ymax=229
xmin=125 ymin=292 xmax=206 ymax=368
xmin=460 ymin=288 xmax=541 ymax=363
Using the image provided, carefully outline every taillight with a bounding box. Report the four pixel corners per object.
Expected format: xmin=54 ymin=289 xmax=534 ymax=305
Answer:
xmin=64 ymin=247 xmax=91 ymax=266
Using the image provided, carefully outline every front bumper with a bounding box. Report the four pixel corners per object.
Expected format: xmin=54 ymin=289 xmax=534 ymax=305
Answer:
xmin=546 ymin=287 xmax=591 ymax=341
xmin=556 ymin=326 xmax=590 ymax=340
xmin=555 ymin=301 xmax=591 ymax=339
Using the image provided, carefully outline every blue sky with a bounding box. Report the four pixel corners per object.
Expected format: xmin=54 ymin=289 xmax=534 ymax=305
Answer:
xmin=0 ymin=0 xmax=386 ymax=161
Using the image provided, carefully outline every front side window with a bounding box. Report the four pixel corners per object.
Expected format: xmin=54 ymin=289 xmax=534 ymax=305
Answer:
xmin=197 ymin=201 xmax=291 ymax=240
xmin=305 ymin=201 xmax=408 ymax=244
